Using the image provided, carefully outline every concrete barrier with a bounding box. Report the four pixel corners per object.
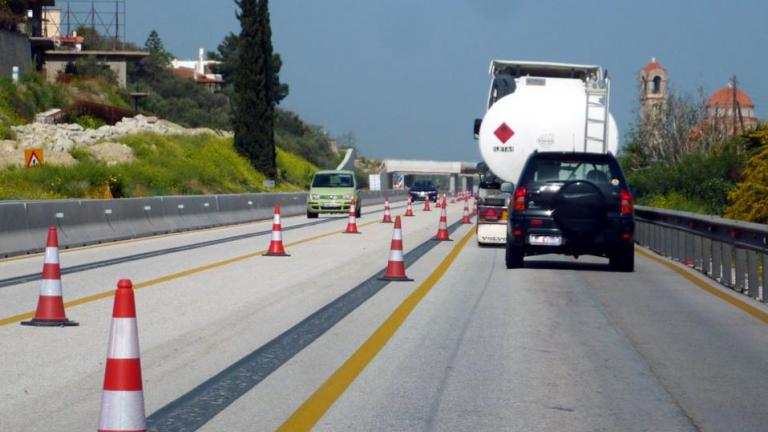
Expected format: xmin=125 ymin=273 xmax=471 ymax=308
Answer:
xmin=0 ymin=190 xmax=406 ymax=257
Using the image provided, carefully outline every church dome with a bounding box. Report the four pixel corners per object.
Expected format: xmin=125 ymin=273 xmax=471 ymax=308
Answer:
xmin=642 ymin=58 xmax=667 ymax=75
xmin=707 ymin=87 xmax=754 ymax=108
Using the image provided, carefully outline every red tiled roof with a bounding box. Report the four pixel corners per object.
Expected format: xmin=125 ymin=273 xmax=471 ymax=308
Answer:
xmin=707 ymin=87 xmax=754 ymax=108
xmin=642 ymin=59 xmax=666 ymax=75
xmin=173 ymin=67 xmax=195 ymax=79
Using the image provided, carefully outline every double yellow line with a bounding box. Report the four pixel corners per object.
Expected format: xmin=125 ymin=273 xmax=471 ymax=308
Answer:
xmin=0 ymin=220 xmax=383 ymax=327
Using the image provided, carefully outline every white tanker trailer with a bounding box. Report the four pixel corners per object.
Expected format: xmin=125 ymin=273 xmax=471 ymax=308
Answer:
xmin=473 ymin=60 xmax=619 ymax=245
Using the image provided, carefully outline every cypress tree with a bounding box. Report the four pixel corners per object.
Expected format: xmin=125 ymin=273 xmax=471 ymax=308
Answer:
xmin=233 ymin=0 xmax=276 ymax=179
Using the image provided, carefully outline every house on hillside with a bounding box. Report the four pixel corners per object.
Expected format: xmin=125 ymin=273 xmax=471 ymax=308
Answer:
xmin=171 ymin=49 xmax=224 ymax=94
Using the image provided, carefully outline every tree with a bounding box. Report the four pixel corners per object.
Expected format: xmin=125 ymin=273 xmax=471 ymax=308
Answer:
xmin=724 ymin=126 xmax=768 ymax=222
xmin=232 ymin=0 xmax=276 ymax=178
xmin=144 ymin=30 xmax=172 ymax=64
xmin=209 ymin=31 xmax=288 ymax=103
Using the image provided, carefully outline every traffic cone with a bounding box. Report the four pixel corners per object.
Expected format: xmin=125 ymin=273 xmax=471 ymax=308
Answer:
xmin=450 ymin=192 xmax=456 ymax=204
xmin=98 ymin=279 xmax=146 ymax=432
xmin=21 ymin=227 xmax=78 ymax=327
xmin=344 ymin=199 xmax=360 ymax=234
xmin=434 ymin=198 xmax=452 ymax=241
xmin=382 ymin=196 xmax=393 ymax=223
xmin=471 ymin=197 xmax=478 ymax=216
xmin=422 ymin=196 xmax=431 ymax=211
xmin=404 ymin=197 xmax=415 ymax=217
xmin=264 ymin=204 xmax=289 ymax=256
xmin=378 ymin=216 xmax=413 ymax=281
xmin=462 ymin=200 xmax=471 ymax=224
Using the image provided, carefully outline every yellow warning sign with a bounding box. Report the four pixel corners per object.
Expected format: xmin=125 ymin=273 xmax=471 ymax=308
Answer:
xmin=24 ymin=149 xmax=44 ymax=168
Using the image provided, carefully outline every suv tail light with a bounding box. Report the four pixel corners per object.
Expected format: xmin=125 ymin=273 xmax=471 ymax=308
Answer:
xmin=620 ymin=189 xmax=634 ymax=216
xmin=513 ymin=186 xmax=527 ymax=212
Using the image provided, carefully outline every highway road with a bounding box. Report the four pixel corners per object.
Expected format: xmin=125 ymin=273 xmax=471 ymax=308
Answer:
xmin=1 ymin=200 xmax=768 ymax=431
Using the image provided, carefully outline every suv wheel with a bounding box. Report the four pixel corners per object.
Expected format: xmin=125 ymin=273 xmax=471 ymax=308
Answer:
xmin=505 ymin=241 xmax=524 ymax=269
xmin=609 ymin=245 xmax=634 ymax=272
xmin=356 ymin=207 xmax=362 ymax=218
xmin=307 ymin=210 xmax=318 ymax=219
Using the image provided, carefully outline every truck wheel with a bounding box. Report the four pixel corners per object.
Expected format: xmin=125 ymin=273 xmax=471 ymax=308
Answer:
xmin=307 ymin=210 xmax=318 ymax=219
xmin=505 ymin=241 xmax=524 ymax=269
xmin=609 ymin=245 xmax=634 ymax=272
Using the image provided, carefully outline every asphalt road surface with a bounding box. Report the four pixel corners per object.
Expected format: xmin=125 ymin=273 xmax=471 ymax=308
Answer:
xmin=1 ymin=200 xmax=767 ymax=431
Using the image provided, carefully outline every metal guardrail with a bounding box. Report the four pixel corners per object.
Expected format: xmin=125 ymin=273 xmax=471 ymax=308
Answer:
xmin=0 ymin=190 xmax=407 ymax=258
xmin=634 ymin=205 xmax=768 ymax=304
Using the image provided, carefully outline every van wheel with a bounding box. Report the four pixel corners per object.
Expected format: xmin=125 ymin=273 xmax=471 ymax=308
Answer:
xmin=609 ymin=245 xmax=634 ymax=272
xmin=505 ymin=241 xmax=524 ymax=269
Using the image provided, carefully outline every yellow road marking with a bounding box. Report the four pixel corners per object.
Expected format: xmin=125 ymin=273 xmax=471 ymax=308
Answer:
xmin=0 ymin=219 xmax=381 ymax=327
xmin=277 ymin=225 xmax=476 ymax=431
xmin=636 ymin=247 xmax=768 ymax=325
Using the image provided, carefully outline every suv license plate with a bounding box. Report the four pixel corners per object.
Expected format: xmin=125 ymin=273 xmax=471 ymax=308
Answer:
xmin=528 ymin=235 xmax=562 ymax=246
xmin=322 ymin=202 xmax=340 ymax=208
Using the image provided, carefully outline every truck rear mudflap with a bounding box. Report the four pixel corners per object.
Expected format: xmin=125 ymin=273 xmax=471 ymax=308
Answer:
xmin=477 ymin=223 xmax=506 ymax=244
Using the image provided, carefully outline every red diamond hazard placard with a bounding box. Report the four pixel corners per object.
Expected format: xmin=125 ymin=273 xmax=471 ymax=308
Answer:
xmin=494 ymin=123 xmax=514 ymax=144
xmin=25 ymin=149 xmax=44 ymax=168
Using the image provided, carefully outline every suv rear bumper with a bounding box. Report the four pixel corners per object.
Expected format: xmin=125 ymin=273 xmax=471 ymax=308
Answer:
xmin=508 ymin=214 xmax=634 ymax=257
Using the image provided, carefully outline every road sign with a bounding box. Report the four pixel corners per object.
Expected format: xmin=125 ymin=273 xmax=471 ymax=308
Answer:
xmin=24 ymin=149 xmax=44 ymax=168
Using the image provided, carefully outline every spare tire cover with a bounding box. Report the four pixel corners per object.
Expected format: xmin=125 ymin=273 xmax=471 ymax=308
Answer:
xmin=552 ymin=181 xmax=607 ymax=241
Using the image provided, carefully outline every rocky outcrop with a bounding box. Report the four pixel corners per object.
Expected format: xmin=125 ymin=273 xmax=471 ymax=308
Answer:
xmin=0 ymin=115 xmax=230 ymax=168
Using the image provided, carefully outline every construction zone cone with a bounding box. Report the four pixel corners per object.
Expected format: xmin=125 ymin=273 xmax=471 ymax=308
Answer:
xmin=21 ymin=227 xmax=78 ymax=327
xmin=98 ymin=279 xmax=146 ymax=432
xmin=382 ymin=196 xmax=393 ymax=223
xmin=462 ymin=200 xmax=471 ymax=224
xmin=450 ymin=192 xmax=456 ymax=204
xmin=344 ymin=199 xmax=361 ymax=234
xmin=422 ymin=196 xmax=431 ymax=211
xmin=378 ymin=216 xmax=413 ymax=281
xmin=471 ymin=197 xmax=478 ymax=216
xmin=404 ymin=197 xmax=415 ymax=217
xmin=264 ymin=204 xmax=289 ymax=256
xmin=434 ymin=197 xmax=452 ymax=241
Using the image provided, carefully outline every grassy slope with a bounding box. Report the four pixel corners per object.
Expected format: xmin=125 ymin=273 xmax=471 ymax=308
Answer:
xmin=0 ymin=133 xmax=317 ymax=200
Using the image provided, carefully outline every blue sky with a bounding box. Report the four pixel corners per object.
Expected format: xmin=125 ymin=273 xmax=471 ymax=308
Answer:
xmin=124 ymin=0 xmax=768 ymax=162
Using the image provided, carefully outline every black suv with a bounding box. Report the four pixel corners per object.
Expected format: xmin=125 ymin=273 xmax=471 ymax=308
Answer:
xmin=505 ymin=152 xmax=635 ymax=272
xmin=408 ymin=180 xmax=439 ymax=202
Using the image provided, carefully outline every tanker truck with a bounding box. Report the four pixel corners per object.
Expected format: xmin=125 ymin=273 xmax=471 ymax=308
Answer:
xmin=473 ymin=60 xmax=619 ymax=245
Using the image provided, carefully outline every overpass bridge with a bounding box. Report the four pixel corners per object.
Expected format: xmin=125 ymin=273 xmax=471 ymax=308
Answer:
xmin=376 ymin=159 xmax=478 ymax=192
xmin=1 ymin=195 xmax=768 ymax=431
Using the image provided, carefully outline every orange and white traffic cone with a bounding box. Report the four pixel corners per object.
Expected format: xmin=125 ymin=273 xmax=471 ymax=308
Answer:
xmin=471 ymin=197 xmax=478 ymax=216
xmin=264 ymin=204 xmax=289 ymax=256
xmin=435 ymin=197 xmax=452 ymax=241
xmin=404 ymin=197 xmax=415 ymax=217
xmin=379 ymin=216 xmax=413 ymax=281
xmin=450 ymin=192 xmax=456 ymax=204
xmin=382 ymin=196 xmax=393 ymax=223
xmin=344 ymin=199 xmax=360 ymax=234
xmin=435 ymin=195 xmax=441 ymax=209
xmin=462 ymin=200 xmax=471 ymax=224
xmin=422 ymin=196 xmax=431 ymax=212
xmin=98 ymin=279 xmax=146 ymax=432
xmin=21 ymin=227 xmax=77 ymax=327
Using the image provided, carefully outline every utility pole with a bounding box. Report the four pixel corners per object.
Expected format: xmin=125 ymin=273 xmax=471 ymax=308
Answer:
xmin=731 ymin=75 xmax=738 ymax=136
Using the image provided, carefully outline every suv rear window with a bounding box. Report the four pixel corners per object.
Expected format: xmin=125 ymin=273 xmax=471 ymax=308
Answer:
xmin=312 ymin=173 xmax=354 ymax=188
xmin=522 ymin=156 xmax=623 ymax=185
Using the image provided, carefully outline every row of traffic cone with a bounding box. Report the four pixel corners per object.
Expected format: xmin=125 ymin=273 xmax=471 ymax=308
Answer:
xmin=18 ymin=191 xmax=476 ymax=428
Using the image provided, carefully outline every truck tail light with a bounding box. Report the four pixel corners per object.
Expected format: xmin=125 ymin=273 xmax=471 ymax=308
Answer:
xmin=478 ymin=206 xmax=499 ymax=222
xmin=513 ymin=186 xmax=527 ymax=212
xmin=620 ymin=189 xmax=634 ymax=216
xmin=500 ymin=208 xmax=508 ymax=222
